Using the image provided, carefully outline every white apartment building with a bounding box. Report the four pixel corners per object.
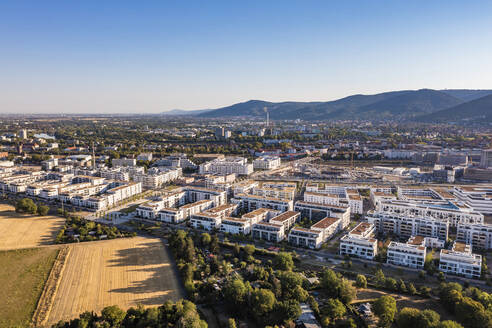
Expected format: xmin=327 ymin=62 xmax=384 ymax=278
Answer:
xmin=157 ymin=199 xmax=214 ymax=223
xmin=137 ymin=153 xmax=153 ymax=161
xmin=480 ymin=149 xmax=492 ymax=169
xmin=71 ymin=182 xmax=142 ymax=211
xmin=376 ymin=199 xmax=483 ymax=227
xmin=294 ymin=201 xmax=350 ymax=228
xmin=233 ymin=180 xmax=259 ymax=197
xmin=457 ymin=223 xmax=492 ymax=250
xmin=289 ymin=216 xmax=341 ymax=249
xmin=253 ymin=156 xmax=281 ymax=170
xmin=304 ymin=192 xmax=339 ymax=206
xmin=453 ymin=186 xmax=492 ymax=215
xmin=366 ymin=212 xmax=449 ymax=241
xmin=252 ymin=222 xmax=285 ymax=242
xmin=190 ymin=212 xmax=222 ymax=231
xmin=439 ymin=242 xmax=482 ymax=279
xmin=133 ymin=167 xmax=182 ymax=189
xmin=136 ymin=187 xmax=225 ymax=219
xmin=99 ymin=169 xmax=130 ymax=182
xmin=184 ymin=187 xmax=227 ymax=207
xmin=199 ymin=157 xmax=253 ymax=176
xmin=339 ymin=222 xmax=378 ymax=260
xmin=232 ymin=193 xmax=294 ymax=212
xmin=269 ymin=211 xmax=300 ymax=231
xmin=304 ymin=185 xmax=363 ymax=215
xmin=370 ymin=189 xmax=396 ymax=206
xmin=204 ymin=203 xmax=238 ymax=219
xmin=252 ymin=183 xmax=296 ymax=200
xmin=345 ymin=191 xmax=363 ymax=215
xmin=220 ymin=217 xmax=251 ymax=235
xmin=387 ymin=236 xmax=427 ymax=269
xmin=157 ymin=208 xmax=184 ymax=223
xmin=241 ymin=208 xmax=279 ymax=225
xmin=112 ymin=158 xmax=136 ymax=167
xmin=288 ymin=228 xmax=324 ymax=249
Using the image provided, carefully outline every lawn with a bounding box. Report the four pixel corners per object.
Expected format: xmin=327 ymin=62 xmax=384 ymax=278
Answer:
xmin=0 ymin=247 xmax=59 ymax=328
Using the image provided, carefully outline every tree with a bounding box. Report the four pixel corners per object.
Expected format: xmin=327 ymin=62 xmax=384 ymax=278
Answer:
xmin=209 ymin=235 xmax=219 ymax=253
xmin=223 ymin=278 xmax=248 ymax=310
xmin=455 ymin=297 xmax=492 ymax=328
xmin=373 ymin=295 xmax=396 ymax=328
xmin=407 ymin=283 xmax=417 ymax=295
xmin=101 ymin=305 xmax=126 ymax=326
xmin=323 ymin=299 xmax=346 ymax=320
xmin=273 ymin=252 xmax=294 ymax=271
xmin=396 ymin=307 xmax=420 ymax=328
xmin=201 ymin=233 xmax=211 ymax=246
xmin=243 ymin=244 xmax=255 ymax=257
xmin=397 ymin=279 xmax=406 ymax=293
xmin=233 ymin=243 xmax=241 ymax=257
xmin=439 ymin=282 xmax=463 ymax=312
xmin=416 ymin=310 xmax=440 ymax=328
xmin=321 ymin=269 xmax=340 ymax=297
xmin=15 ymin=198 xmax=37 ymax=214
xmin=37 ymin=205 xmax=49 ymax=216
xmin=384 ymin=277 xmax=397 ymax=291
xmin=338 ymin=279 xmax=356 ymax=304
xmin=355 ymin=274 xmax=367 ymax=288
xmin=274 ymin=299 xmax=302 ymax=323
xmin=228 ymin=318 xmax=237 ymax=328
xmin=184 ymin=237 xmax=196 ymax=263
xmin=374 ymin=269 xmax=385 ymax=287
xmin=437 ymin=321 xmax=464 ymax=328
xmin=250 ymin=289 xmax=276 ymax=317
xmin=277 ymin=271 xmax=303 ymax=299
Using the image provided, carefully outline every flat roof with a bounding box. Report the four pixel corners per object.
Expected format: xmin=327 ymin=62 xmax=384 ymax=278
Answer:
xmin=271 ymin=211 xmax=299 ymax=223
xmin=311 ymin=217 xmax=340 ymax=229
xmin=350 ymin=222 xmax=373 ymax=236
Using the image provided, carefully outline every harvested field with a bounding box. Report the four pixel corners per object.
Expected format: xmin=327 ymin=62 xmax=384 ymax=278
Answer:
xmin=46 ymin=237 xmax=184 ymax=326
xmin=0 ymin=247 xmax=59 ymax=328
xmin=0 ymin=204 xmax=64 ymax=250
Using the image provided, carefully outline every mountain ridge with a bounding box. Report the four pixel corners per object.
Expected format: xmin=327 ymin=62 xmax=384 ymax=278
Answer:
xmin=162 ymin=89 xmax=492 ymax=122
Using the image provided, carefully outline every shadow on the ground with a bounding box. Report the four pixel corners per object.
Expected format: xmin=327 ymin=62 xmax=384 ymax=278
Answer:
xmin=107 ymin=239 xmax=185 ymax=304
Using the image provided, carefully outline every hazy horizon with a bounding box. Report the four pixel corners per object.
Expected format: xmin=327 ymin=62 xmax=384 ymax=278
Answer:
xmin=1 ymin=1 xmax=492 ymax=114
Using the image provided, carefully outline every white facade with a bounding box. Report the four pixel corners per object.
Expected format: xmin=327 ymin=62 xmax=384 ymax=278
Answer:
xmin=294 ymin=201 xmax=350 ymax=229
xmin=233 ymin=193 xmax=294 ymax=212
xmin=387 ymin=236 xmax=426 ymax=269
xmin=220 ymin=217 xmax=251 ymax=235
xmin=439 ymin=242 xmax=482 ymax=279
xmin=190 ymin=212 xmax=222 ymax=231
xmin=199 ymin=157 xmax=253 ymax=176
xmin=376 ymin=199 xmax=483 ymax=227
xmin=252 ymin=222 xmax=285 ymax=242
xmin=366 ymin=212 xmax=449 ymax=241
xmin=288 ymin=216 xmax=340 ymax=249
xmin=457 ymin=223 xmax=492 ymax=250
xmin=253 ymin=156 xmax=281 ymax=170
xmin=137 ymin=153 xmax=153 ymax=161
xmin=453 ymin=186 xmax=492 ymax=215
xmin=112 ymin=158 xmax=136 ymax=167
xmin=339 ymin=222 xmax=378 ymax=260
xmin=133 ymin=167 xmax=182 ymax=189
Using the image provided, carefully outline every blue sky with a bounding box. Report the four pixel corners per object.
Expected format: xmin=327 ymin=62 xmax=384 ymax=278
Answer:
xmin=1 ymin=0 xmax=492 ymax=113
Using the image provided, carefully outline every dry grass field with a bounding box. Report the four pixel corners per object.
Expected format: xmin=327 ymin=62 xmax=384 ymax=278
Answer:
xmin=0 ymin=247 xmax=59 ymax=328
xmin=46 ymin=237 xmax=184 ymax=326
xmin=0 ymin=204 xmax=65 ymax=250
